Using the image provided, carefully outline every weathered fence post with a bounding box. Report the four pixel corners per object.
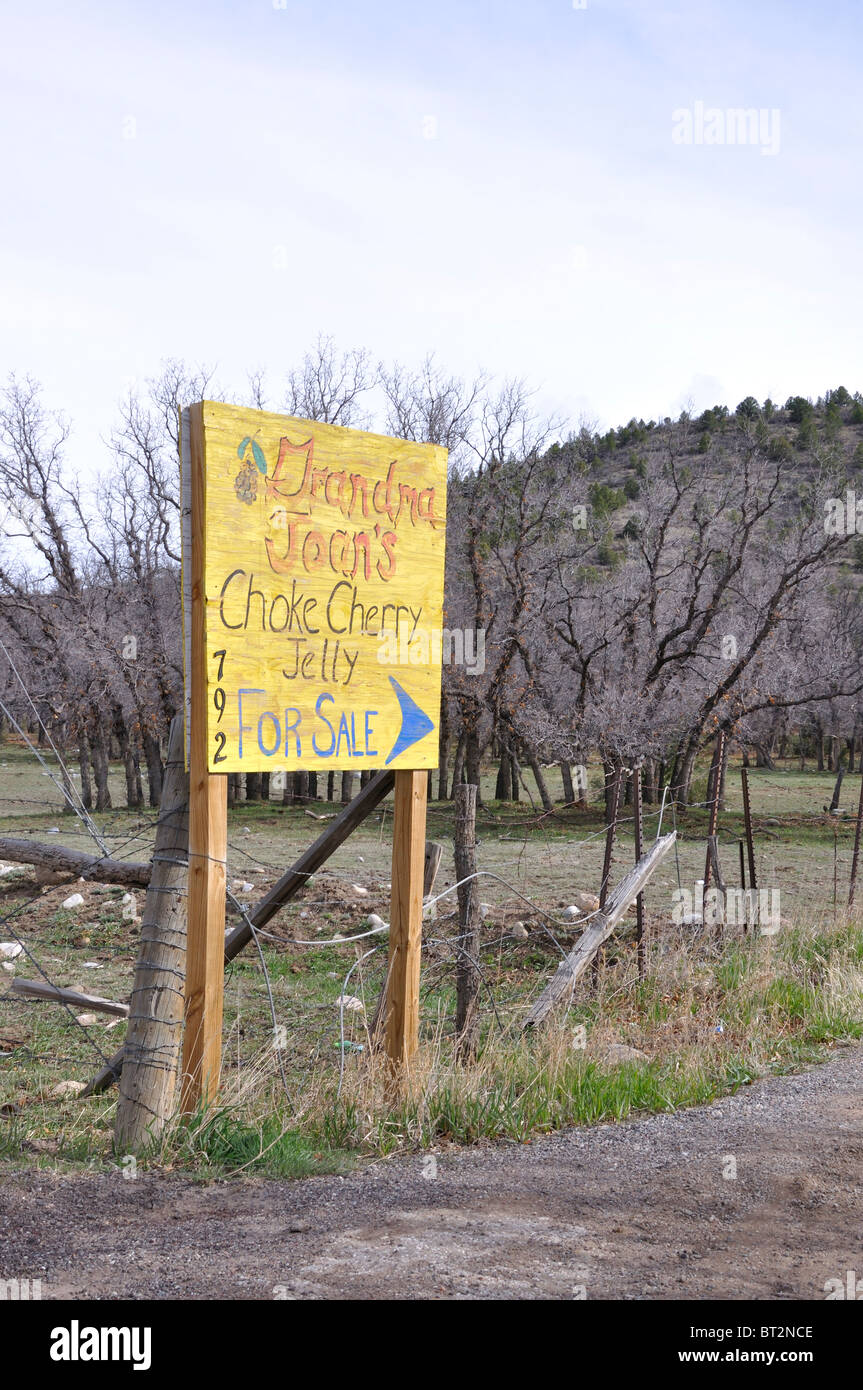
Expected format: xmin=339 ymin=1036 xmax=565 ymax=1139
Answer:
xmin=454 ymin=783 xmax=481 ymax=1058
xmin=702 ymin=730 xmax=726 ymax=932
xmin=600 ymin=765 xmax=622 ymax=907
xmin=114 ymin=715 xmax=189 ymax=1153
xmin=594 ymin=764 xmax=622 ymax=984
xmin=849 ymin=775 xmax=863 ymax=907
xmin=741 ymin=765 xmax=757 ymax=891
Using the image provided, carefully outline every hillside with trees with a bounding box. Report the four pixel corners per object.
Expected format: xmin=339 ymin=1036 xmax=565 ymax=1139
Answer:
xmin=1 ymin=342 xmax=862 ymax=811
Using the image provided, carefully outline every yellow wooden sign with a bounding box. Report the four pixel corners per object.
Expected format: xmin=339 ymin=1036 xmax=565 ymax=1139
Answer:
xmin=182 ymin=402 xmax=447 ymax=773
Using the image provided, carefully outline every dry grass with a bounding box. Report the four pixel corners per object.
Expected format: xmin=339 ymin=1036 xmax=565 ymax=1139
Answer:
xmin=3 ymin=739 xmax=863 ymax=1177
xmin=141 ymin=908 xmax=863 ymax=1173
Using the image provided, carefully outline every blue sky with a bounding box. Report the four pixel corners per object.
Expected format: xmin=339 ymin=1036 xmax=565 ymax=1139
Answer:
xmin=1 ymin=0 xmax=861 ymax=470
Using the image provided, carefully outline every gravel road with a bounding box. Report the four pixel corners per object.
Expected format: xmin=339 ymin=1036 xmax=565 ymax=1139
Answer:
xmin=3 ymin=1046 xmax=862 ymax=1300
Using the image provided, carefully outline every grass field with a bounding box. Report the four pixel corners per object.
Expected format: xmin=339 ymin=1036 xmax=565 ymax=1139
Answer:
xmin=1 ymin=741 xmax=862 ymax=1177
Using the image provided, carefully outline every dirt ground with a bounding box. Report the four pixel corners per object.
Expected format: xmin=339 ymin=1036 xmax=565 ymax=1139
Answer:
xmin=2 ymin=1045 xmax=862 ymax=1301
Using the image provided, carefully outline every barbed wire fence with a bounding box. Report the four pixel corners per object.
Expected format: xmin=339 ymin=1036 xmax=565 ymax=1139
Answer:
xmin=2 ymin=715 xmax=860 ymax=1122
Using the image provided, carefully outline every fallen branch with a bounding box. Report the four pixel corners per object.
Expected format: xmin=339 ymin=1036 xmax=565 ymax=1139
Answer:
xmin=10 ymin=979 xmax=129 ymax=1018
xmin=0 ymin=837 xmax=150 ymax=887
xmin=522 ymin=831 xmax=677 ymax=1029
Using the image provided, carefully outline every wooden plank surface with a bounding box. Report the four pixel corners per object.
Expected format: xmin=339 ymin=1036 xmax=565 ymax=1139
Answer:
xmin=196 ymin=401 xmax=448 ymax=774
xmin=181 ymin=403 xmax=228 ymax=1112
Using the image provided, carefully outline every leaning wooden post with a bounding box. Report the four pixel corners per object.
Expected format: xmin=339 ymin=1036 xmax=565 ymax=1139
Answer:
xmin=454 ymin=783 xmax=482 ymax=1058
xmin=848 ymin=775 xmax=863 ymax=907
xmin=115 ymin=715 xmax=189 ymax=1153
xmin=385 ymin=770 xmax=427 ymax=1071
xmin=180 ymin=402 xmax=228 ymax=1113
xmin=524 ymin=833 xmax=677 ymax=1029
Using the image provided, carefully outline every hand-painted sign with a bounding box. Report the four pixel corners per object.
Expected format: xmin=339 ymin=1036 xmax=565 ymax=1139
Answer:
xmin=181 ymin=402 xmax=447 ymax=773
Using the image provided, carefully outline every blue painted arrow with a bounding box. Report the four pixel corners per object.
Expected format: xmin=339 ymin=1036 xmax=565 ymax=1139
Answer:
xmin=384 ymin=678 xmax=435 ymax=766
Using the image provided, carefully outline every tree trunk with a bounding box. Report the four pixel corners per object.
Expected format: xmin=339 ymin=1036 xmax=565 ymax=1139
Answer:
xmin=450 ymin=729 xmax=466 ymax=797
xmin=559 ymin=762 xmax=574 ymax=805
xmin=114 ymin=715 xmax=189 ymax=1153
xmin=510 ymin=753 xmax=520 ymax=802
xmin=133 ymin=747 xmax=144 ymax=808
xmin=669 ymin=742 xmax=697 ymax=807
xmin=142 ymin=730 xmax=163 ymax=807
xmin=495 ymin=752 xmax=513 ymax=801
xmin=437 ymin=702 xmax=450 ymax=801
xmin=245 ymin=772 xmax=262 ymax=802
xmin=526 ymin=750 xmax=553 ymax=813
xmin=623 ymin=767 xmax=633 ymax=806
xmin=341 ymin=771 xmax=356 ymax=804
xmin=114 ymin=711 xmax=141 ymax=811
xmin=643 ymin=758 xmax=657 ymax=806
xmin=603 ymin=760 xmax=616 ymax=820
xmin=91 ymin=720 xmax=112 ymax=812
xmin=464 ymin=727 xmax=482 ymax=792
xmin=78 ymin=733 xmax=93 ymax=811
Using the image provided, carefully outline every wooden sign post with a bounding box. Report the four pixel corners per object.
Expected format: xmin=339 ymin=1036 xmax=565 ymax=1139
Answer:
xmin=386 ymin=769 xmax=428 ymax=1068
xmin=179 ymin=402 xmax=447 ymax=1107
